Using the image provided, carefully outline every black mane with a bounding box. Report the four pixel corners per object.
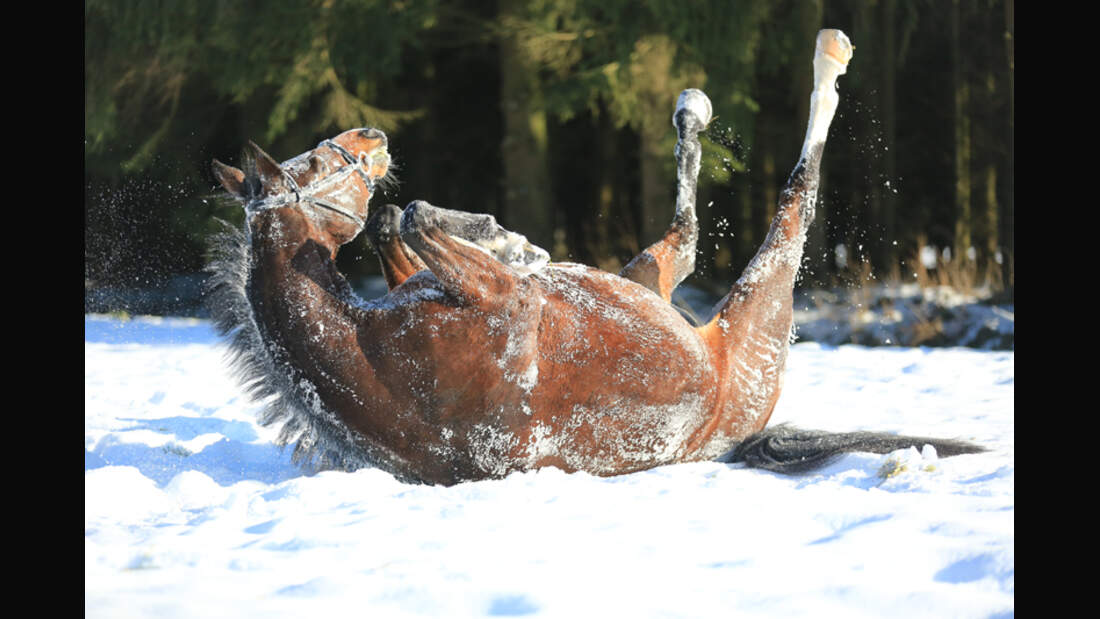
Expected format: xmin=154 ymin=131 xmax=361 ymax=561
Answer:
xmin=203 ymin=219 xmax=414 ymax=481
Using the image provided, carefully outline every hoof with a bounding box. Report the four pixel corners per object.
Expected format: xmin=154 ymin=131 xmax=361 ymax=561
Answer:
xmin=365 ymin=204 xmax=403 ymax=244
xmin=401 ymin=200 xmax=499 ymax=242
xmin=399 ymin=200 xmax=439 ymax=237
xmin=816 ymin=29 xmax=853 ymax=69
xmin=674 ymin=89 xmax=712 ymax=132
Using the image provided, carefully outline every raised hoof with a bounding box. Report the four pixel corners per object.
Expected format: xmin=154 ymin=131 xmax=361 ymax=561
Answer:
xmin=401 ymin=200 xmax=499 ymax=241
xmin=400 ymin=200 xmax=446 ymax=237
xmin=365 ymin=204 xmax=403 ymax=244
xmin=816 ymin=29 xmax=853 ymax=68
xmin=674 ymin=89 xmax=712 ymax=134
xmin=400 ymin=200 xmax=549 ymax=274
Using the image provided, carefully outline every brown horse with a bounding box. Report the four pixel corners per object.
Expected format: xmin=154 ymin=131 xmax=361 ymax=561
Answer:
xmin=207 ymin=30 xmax=982 ymax=485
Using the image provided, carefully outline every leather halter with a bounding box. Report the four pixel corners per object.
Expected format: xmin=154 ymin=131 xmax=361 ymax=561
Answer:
xmin=245 ymin=139 xmax=387 ymax=230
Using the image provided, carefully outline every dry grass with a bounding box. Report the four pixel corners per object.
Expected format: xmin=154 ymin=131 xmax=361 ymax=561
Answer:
xmin=902 ymin=235 xmax=1006 ymax=296
xmin=800 ymin=237 xmax=1013 ymax=349
xmin=820 ymin=237 xmax=1009 ymax=301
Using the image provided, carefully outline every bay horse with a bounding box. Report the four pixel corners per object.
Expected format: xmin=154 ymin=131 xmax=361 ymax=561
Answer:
xmin=207 ymin=30 xmax=982 ymax=485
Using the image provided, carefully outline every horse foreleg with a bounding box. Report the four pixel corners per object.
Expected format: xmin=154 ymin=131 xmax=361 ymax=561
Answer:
xmin=619 ymin=89 xmax=711 ymax=302
xmin=694 ymin=30 xmax=852 ymax=446
xmin=399 ymin=200 xmax=530 ymax=303
xmin=365 ymin=204 xmax=428 ymax=290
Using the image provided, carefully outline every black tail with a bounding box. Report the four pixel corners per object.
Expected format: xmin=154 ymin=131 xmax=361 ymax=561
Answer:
xmin=717 ymin=424 xmax=987 ymax=474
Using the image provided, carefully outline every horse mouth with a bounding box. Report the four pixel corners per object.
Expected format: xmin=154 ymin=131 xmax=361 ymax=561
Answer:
xmin=363 ymin=145 xmax=392 ymax=185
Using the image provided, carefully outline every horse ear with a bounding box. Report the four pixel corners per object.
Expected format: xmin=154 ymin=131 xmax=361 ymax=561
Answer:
xmin=212 ymin=159 xmax=245 ymax=198
xmin=247 ymin=140 xmax=293 ymax=194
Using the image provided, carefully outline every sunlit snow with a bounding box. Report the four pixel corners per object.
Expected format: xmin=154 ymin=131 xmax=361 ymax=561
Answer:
xmin=85 ymin=314 xmax=1013 ymax=618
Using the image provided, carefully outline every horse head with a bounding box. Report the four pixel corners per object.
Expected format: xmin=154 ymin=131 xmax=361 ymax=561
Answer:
xmin=212 ymin=128 xmax=392 ymax=249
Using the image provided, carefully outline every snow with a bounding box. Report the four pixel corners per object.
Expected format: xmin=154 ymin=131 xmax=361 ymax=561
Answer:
xmin=86 ymin=314 xmax=1013 ymax=618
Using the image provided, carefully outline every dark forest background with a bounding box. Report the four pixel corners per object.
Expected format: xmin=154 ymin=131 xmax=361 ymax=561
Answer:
xmin=85 ymin=0 xmax=1013 ymax=316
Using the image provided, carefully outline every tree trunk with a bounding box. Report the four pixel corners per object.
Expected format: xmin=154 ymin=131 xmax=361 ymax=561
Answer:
xmin=951 ymin=0 xmax=972 ymax=264
xmin=639 ymin=127 xmax=668 ymax=255
xmin=499 ymin=0 xmax=552 ymax=251
xmin=597 ymin=108 xmax=621 ymax=271
xmin=853 ymin=2 xmax=879 ymax=274
xmin=977 ymin=0 xmax=1000 ymax=286
xmin=880 ymin=0 xmax=899 ymax=270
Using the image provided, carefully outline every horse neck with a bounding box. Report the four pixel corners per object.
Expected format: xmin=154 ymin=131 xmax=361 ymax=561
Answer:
xmin=246 ymin=208 xmax=358 ymax=339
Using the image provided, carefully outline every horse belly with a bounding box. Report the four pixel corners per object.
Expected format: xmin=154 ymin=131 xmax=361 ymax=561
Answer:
xmin=518 ymin=266 xmax=717 ymax=475
xmin=368 ymin=267 xmax=718 ymax=481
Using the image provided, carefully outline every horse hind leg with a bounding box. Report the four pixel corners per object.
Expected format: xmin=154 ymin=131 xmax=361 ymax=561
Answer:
xmin=620 ymin=89 xmax=711 ymax=303
xmin=709 ymin=30 xmax=851 ymax=330
xmin=695 ymin=30 xmax=852 ymax=442
xmin=364 ymin=204 xmax=429 ymax=290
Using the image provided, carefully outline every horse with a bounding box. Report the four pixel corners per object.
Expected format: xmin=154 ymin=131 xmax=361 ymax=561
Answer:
xmin=206 ymin=30 xmax=983 ymax=485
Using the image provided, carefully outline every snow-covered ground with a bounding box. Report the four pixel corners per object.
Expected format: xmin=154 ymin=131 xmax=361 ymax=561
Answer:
xmin=85 ymin=314 xmax=1013 ymax=618
xmin=791 ymin=284 xmax=1014 ymax=350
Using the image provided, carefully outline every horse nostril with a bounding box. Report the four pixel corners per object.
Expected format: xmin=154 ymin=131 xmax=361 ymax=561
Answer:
xmin=359 ymin=128 xmax=387 ymax=146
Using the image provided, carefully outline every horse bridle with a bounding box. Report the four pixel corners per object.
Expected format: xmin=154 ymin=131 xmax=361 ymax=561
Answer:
xmin=245 ymin=139 xmax=388 ymax=230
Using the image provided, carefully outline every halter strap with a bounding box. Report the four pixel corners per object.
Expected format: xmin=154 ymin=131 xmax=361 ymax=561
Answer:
xmin=245 ymin=138 xmax=386 ymax=230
